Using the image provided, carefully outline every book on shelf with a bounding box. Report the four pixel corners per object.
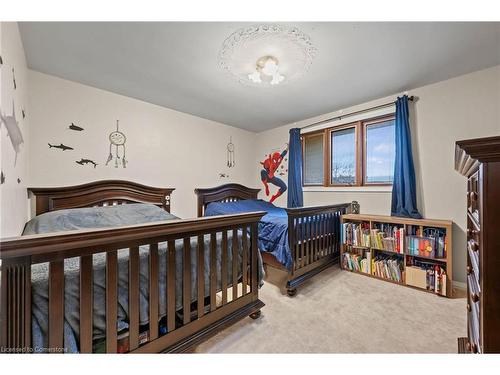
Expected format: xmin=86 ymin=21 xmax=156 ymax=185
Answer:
xmin=342 ymin=250 xmax=371 ymax=274
xmin=342 ymin=222 xmax=371 ymax=247
xmin=371 ymin=253 xmax=404 ymax=282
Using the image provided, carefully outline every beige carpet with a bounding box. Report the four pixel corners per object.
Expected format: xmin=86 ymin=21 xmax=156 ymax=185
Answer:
xmin=193 ymin=265 xmax=466 ymax=353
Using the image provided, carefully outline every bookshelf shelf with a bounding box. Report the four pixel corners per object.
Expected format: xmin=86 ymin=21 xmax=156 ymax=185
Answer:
xmin=341 ymin=213 xmax=453 ymax=298
xmin=406 ymin=253 xmax=447 ymax=263
xmin=343 ymin=268 xmax=404 ymax=286
xmin=372 ymin=247 xmax=403 ymax=255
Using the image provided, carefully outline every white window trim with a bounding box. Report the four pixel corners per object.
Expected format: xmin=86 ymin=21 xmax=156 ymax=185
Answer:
xmin=301 ymin=106 xmax=394 ymax=135
xmin=303 ymin=185 xmax=393 ymax=193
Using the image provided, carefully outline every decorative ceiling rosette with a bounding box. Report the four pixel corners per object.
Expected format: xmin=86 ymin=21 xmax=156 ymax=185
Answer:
xmin=218 ymin=24 xmax=317 ymax=87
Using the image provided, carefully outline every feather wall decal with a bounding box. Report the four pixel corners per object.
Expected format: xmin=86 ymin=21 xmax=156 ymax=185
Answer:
xmin=0 ymin=101 xmax=24 ymax=166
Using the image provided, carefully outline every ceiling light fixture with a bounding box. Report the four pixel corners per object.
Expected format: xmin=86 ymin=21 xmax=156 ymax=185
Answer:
xmin=248 ymin=55 xmax=285 ymax=85
xmin=218 ymin=24 xmax=317 ymax=88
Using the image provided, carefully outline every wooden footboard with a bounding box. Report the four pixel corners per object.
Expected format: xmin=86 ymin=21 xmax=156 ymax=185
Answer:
xmin=284 ymin=203 xmax=352 ymax=294
xmin=0 ymin=212 xmax=265 ymax=353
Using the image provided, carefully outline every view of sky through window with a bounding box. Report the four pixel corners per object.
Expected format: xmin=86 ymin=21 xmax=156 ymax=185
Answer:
xmin=365 ymin=120 xmax=395 ymax=183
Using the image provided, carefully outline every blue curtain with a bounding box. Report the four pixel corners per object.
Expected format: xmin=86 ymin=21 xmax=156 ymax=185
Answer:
xmin=287 ymin=128 xmax=304 ymax=208
xmin=391 ymin=95 xmax=422 ymax=218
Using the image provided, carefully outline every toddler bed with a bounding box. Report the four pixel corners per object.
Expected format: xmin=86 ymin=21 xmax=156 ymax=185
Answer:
xmin=195 ymin=183 xmax=352 ymax=296
xmin=0 ymin=180 xmax=264 ymax=353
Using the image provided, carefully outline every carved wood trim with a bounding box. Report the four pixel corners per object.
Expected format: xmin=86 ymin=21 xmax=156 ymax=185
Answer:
xmin=28 ymin=180 xmax=175 ymax=215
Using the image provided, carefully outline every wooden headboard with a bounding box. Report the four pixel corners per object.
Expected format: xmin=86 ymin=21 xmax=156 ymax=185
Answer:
xmin=194 ymin=183 xmax=260 ymax=217
xmin=28 ymin=180 xmax=175 ymax=216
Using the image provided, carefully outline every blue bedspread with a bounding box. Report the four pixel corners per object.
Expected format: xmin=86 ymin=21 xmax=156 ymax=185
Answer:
xmin=205 ymin=199 xmax=292 ymax=270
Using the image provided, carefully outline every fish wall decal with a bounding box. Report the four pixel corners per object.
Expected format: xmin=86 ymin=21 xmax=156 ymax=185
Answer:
xmin=76 ymin=158 xmax=98 ymax=168
xmin=48 ymin=143 xmax=74 ymax=151
xmin=17 ymin=178 xmax=21 ymax=184
xmin=0 ymin=101 xmax=24 ymax=166
xmin=69 ymin=123 xmax=84 ymax=131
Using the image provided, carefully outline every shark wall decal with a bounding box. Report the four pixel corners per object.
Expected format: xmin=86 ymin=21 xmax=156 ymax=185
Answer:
xmin=76 ymin=158 xmax=97 ymax=168
xmin=0 ymin=101 xmax=24 ymax=166
xmin=48 ymin=143 xmax=74 ymax=151
xmin=69 ymin=123 xmax=84 ymax=131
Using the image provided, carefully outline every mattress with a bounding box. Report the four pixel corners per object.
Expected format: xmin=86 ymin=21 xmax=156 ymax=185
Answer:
xmin=204 ymin=199 xmax=292 ymax=270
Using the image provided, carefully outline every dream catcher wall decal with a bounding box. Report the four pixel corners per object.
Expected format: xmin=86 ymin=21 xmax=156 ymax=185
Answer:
xmin=227 ymin=136 xmax=235 ymax=168
xmin=105 ymin=120 xmax=128 ymax=168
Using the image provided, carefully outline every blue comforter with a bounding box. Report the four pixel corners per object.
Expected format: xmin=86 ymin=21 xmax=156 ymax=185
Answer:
xmin=205 ymin=199 xmax=292 ymax=270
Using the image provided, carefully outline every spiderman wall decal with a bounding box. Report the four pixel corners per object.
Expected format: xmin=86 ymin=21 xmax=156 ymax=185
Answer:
xmin=260 ymin=143 xmax=288 ymax=203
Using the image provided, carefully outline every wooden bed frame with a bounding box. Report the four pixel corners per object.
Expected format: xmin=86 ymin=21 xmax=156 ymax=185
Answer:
xmin=195 ymin=183 xmax=352 ymax=296
xmin=0 ymin=180 xmax=265 ymax=353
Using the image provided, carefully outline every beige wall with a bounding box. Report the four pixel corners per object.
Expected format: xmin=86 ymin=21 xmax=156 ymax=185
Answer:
xmin=27 ymin=71 xmax=257 ymax=219
xmin=254 ymin=65 xmax=500 ymax=283
xmin=0 ymin=22 xmax=30 ymax=238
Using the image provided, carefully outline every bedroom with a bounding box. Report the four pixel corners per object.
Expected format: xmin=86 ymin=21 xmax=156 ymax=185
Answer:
xmin=1 ymin=0 xmax=500 ymax=373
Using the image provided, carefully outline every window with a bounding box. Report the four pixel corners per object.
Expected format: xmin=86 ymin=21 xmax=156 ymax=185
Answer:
xmin=303 ymin=132 xmax=324 ymax=185
xmin=302 ymin=115 xmax=395 ymax=187
xmin=330 ymin=127 xmax=356 ymax=185
xmin=364 ymin=119 xmax=395 ymax=184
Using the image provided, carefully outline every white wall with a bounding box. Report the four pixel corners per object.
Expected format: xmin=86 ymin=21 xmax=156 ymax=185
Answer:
xmin=0 ymin=22 xmax=30 ymax=238
xmin=27 ymin=71 xmax=257 ymax=219
xmin=254 ymin=65 xmax=500 ymax=283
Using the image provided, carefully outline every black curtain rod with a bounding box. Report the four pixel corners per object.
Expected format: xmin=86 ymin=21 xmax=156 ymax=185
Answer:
xmin=300 ymin=95 xmax=415 ymax=132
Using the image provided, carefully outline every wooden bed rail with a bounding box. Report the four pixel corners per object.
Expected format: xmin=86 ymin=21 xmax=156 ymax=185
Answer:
xmin=285 ymin=203 xmax=352 ymax=295
xmin=0 ymin=212 xmax=265 ymax=353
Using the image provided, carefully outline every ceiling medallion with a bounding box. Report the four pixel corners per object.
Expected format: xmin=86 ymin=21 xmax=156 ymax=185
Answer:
xmin=218 ymin=24 xmax=317 ymax=87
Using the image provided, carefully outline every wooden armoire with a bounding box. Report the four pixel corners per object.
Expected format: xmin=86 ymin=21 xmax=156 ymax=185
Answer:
xmin=455 ymin=136 xmax=500 ymax=353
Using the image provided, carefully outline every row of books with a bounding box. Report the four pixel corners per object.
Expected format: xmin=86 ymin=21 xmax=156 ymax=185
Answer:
xmin=343 ymin=250 xmax=447 ymax=295
xmin=342 ymin=251 xmax=371 ymax=274
xmin=342 ymin=222 xmax=371 ymax=247
xmin=372 ymin=254 xmax=404 ymax=282
xmin=343 ymin=222 xmax=447 ymax=258
xmin=371 ymin=224 xmax=404 ymax=254
xmin=342 ymin=222 xmax=405 ymax=254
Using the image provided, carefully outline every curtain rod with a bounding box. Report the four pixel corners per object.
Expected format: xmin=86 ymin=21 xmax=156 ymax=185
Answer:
xmin=300 ymin=95 xmax=415 ymax=132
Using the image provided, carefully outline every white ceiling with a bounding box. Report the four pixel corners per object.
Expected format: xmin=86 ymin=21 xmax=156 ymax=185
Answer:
xmin=19 ymin=22 xmax=500 ymax=132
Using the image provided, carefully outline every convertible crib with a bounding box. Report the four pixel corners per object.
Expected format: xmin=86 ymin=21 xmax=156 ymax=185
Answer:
xmin=195 ymin=183 xmax=352 ymax=296
xmin=0 ymin=180 xmax=264 ymax=353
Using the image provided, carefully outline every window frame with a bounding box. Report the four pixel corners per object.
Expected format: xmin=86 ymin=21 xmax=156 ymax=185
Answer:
xmin=301 ymin=114 xmax=396 ymax=188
